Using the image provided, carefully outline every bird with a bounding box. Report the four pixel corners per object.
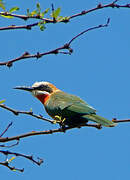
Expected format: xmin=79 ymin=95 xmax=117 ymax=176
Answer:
xmin=14 ymin=81 xmax=116 ymax=128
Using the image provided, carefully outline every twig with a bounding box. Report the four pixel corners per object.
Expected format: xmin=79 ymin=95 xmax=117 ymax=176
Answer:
xmin=0 ymin=19 xmax=109 ymax=67
xmin=112 ymin=118 xmax=130 ymax=123
xmin=69 ymin=1 xmax=130 ymax=20
xmin=68 ymin=18 xmax=110 ymax=45
xmin=0 ymin=140 xmax=19 ymax=148
xmin=0 ymin=122 xmax=13 ymax=137
xmin=0 ymin=150 xmax=43 ymax=166
xmin=0 ymin=23 xmax=39 ymax=31
xmin=0 ymin=104 xmax=54 ymax=123
xmin=0 ymin=161 xmax=24 ymax=172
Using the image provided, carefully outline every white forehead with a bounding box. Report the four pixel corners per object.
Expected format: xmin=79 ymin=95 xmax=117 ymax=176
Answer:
xmin=32 ymin=81 xmax=50 ymax=87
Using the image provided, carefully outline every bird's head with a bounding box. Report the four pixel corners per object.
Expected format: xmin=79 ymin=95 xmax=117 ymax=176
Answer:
xmin=14 ymin=81 xmax=59 ymax=105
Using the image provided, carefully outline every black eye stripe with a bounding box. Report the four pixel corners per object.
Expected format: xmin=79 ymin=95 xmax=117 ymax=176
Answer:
xmin=34 ymin=85 xmax=53 ymax=93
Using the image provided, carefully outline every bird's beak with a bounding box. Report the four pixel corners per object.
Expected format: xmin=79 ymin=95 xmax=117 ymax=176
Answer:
xmin=14 ymin=86 xmax=34 ymax=92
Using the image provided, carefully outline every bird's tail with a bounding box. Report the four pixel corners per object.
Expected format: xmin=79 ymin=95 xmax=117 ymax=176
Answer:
xmin=83 ymin=114 xmax=116 ymax=127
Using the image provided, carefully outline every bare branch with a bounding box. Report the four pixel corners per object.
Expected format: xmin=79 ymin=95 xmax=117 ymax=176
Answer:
xmin=68 ymin=18 xmax=110 ymax=45
xmin=1 ymin=117 xmax=130 ymax=143
xmin=0 ymin=150 xmax=43 ymax=166
xmin=0 ymin=22 xmax=39 ymax=31
xmin=112 ymin=118 xmax=130 ymax=123
xmin=69 ymin=1 xmax=130 ymax=20
xmin=0 ymin=161 xmax=24 ymax=172
xmin=0 ymin=104 xmax=54 ymax=124
xmin=0 ymin=123 xmax=102 ymax=143
xmin=1 ymin=104 xmax=130 ymax=143
xmin=0 ymin=20 xmax=109 ymax=67
xmin=0 ymin=140 xmax=19 ymax=148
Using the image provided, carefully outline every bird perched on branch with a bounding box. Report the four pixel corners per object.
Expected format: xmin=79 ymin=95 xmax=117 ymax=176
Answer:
xmin=14 ymin=81 xmax=116 ymax=128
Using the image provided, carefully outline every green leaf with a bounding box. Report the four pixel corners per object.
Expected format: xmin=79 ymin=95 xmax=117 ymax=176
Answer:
xmin=41 ymin=8 xmax=50 ymax=17
xmin=43 ymin=8 xmax=50 ymax=14
xmin=9 ymin=6 xmax=19 ymax=13
xmin=0 ymin=0 xmax=5 ymax=11
xmin=51 ymin=7 xmax=61 ymax=19
xmin=36 ymin=2 xmax=41 ymax=14
xmin=0 ymin=100 xmax=5 ymax=104
xmin=30 ymin=10 xmax=37 ymax=16
xmin=36 ymin=2 xmax=40 ymax=10
xmin=38 ymin=22 xmax=46 ymax=31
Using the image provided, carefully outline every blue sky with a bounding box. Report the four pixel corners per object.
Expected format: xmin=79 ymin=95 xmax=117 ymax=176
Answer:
xmin=1 ymin=0 xmax=130 ymax=179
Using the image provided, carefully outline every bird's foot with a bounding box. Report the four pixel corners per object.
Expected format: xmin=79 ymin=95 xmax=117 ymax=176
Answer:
xmin=53 ymin=115 xmax=66 ymax=125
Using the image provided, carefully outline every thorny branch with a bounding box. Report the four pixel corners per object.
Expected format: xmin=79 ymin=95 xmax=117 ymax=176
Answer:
xmin=0 ymin=1 xmax=130 ymax=30
xmin=0 ymin=19 xmax=110 ymax=67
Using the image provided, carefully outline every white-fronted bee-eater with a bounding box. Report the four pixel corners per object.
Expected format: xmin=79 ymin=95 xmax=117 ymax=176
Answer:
xmin=14 ymin=81 xmax=116 ymax=127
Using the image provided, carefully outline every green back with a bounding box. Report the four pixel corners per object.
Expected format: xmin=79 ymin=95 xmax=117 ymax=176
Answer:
xmin=45 ymin=91 xmax=96 ymax=117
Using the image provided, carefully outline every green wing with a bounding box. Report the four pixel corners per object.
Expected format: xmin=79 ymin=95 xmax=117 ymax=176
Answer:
xmin=48 ymin=91 xmax=96 ymax=115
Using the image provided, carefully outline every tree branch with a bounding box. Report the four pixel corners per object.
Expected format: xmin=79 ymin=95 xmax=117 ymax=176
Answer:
xmin=0 ymin=150 xmax=43 ymax=166
xmin=0 ymin=104 xmax=54 ymax=124
xmin=68 ymin=18 xmax=110 ymax=46
xmin=69 ymin=0 xmax=130 ymax=20
xmin=0 ymin=22 xmax=39 ymax=31
xmin=0 ymin=0 xmax=129 ymax=30
xmin=1 ymin=117 xmax=130 ymax=143
xmin=0 ymin=19 xmax=109 ymax=67
xmin=112 ymin=118 xmax=130 ymax=123
xmin=0 ymin=12 xmax=54 ymax=22
xmin=0 ymin=150 xmax=43 ymax=172
xmin=0 ymin=124 xmax=102 ymax=143
xmin=0 ymin=140 xmax=19 ymax=148
xmin=0 ymin=161 xmax=24 ymax=172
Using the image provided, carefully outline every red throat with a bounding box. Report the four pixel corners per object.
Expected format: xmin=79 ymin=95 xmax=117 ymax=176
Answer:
xmin=36 ymin=94 xmax=50 ymax=105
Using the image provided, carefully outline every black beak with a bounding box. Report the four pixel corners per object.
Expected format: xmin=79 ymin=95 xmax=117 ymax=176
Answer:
xmin=14 ymin=86 xmax=34 ymax=92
